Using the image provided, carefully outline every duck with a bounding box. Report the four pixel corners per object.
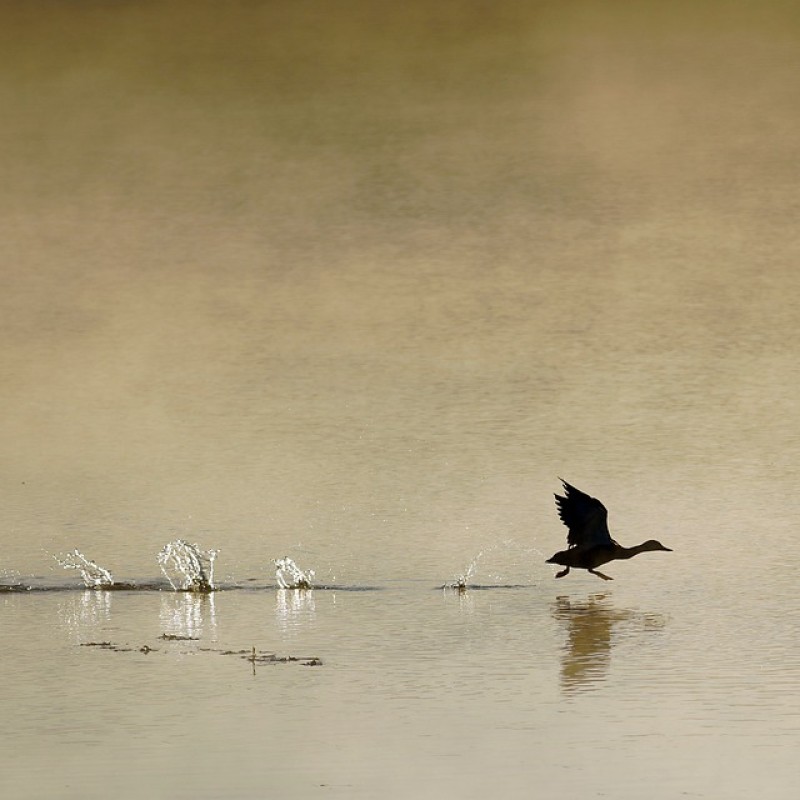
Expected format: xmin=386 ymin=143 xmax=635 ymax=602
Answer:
xmin=546 ymin=479 xmax=671 ymax=580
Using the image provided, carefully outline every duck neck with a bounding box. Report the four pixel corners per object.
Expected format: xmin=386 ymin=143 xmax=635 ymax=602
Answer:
xmin=616 ymin=543 xmax=648 ymax=560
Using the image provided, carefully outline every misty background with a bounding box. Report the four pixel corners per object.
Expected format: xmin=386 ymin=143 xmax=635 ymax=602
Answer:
xmin=3 ymin=0 xmax=800 ymax=582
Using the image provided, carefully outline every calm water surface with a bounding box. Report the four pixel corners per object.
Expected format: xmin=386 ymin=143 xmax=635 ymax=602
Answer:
xmin=3 ymin=561 xmax=798 ymax=799
xmin=2 ymin=0 xmax=800 ymax=797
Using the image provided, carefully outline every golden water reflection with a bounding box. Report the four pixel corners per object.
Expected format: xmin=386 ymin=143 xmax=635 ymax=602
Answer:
xmin=553 ymin=594 xmax=666 ymax=693
xmin=58 ymin=589 xmax=113 ymax=637
xmin=158 ymin=592 xmax=217 ymax=640
xmin=275 ymin=588 xmax=316 ymax=634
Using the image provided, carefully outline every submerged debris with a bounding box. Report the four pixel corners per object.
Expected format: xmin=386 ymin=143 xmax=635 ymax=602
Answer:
xmin=237 ymin=647 xmax=322 ymax=667
xmin=80 ymin=641 xmax=135 ymax=653
xmin=79 ymin=639 xmax=321 ymax=667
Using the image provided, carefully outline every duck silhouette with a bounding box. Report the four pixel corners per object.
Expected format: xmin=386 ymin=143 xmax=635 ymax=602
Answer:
xmin=546 ymin=480 xmax=672 ymax=580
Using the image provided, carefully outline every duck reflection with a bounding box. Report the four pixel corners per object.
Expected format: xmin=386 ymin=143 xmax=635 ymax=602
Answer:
xmin=552 ymin=593 xmax=632 ymax=692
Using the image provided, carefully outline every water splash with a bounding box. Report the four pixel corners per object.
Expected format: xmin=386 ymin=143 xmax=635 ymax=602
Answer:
xmin=157 ymin=540 xmax=218 ymax=592
xmin=446 ymin=548 xmax=486 ymax=590
xmin=54 ymin=550 xmax=114 ymax=588
xmin=274 ymin=556 xmax=315 ymax=589
xmin=446 ymin=539 xmax=542 ymax=589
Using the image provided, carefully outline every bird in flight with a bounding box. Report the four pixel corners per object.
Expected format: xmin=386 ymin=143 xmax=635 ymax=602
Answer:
xmin=546 ymin=479 xmax=672 ymax=580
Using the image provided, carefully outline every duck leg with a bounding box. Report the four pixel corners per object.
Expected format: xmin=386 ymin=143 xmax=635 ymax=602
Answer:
xmin=588 ymin=569 xmax=613 ymax=581
xmin=555 ymin=566 xmax=570 ymax=578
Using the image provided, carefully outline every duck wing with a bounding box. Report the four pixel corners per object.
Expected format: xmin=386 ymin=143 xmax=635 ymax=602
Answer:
xmin=555 ymin=480 xmax=613 ymax=548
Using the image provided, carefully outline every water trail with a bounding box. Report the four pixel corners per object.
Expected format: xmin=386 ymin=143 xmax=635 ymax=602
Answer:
xmin=54 ymin=550 xmax=114 ymax=588
xmin=157 ymin=540 xmax=218 ymax=592
xmin=274 ymin=556 xmax=315 ymax=589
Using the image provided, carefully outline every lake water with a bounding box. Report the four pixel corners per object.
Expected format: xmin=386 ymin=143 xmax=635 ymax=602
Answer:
xmin=2 ymin=1 xmax=800 ymax=797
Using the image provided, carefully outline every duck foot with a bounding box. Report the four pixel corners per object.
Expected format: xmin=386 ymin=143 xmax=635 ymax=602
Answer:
xmin=555 ymin=567 xmax=570 ymax=579
xmin=588 ymin=569 xmax=613 ymax=581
